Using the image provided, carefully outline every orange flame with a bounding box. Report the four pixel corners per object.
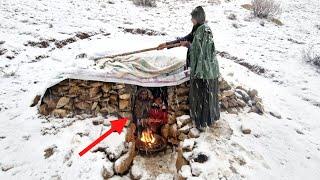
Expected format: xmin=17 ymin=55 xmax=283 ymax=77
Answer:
xmin=140 ymin=129 xmax=155 ymax=146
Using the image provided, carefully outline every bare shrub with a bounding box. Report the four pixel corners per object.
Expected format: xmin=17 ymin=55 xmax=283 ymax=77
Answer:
xmin=303 ymin=46 xmax=320 ymax=68
xmin=132 ymin=0 xmax=156 ymax=7
xmin=252 ymin=0 xmax=281 ymax=18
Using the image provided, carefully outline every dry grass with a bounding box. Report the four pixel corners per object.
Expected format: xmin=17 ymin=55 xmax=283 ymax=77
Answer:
xmin=252 ymin=0 xmax=281 ymax=18
xmin=132 ymin=0 xmax=156 ymax=7
xmin=303 ymin=46 xmax=320 ymax=68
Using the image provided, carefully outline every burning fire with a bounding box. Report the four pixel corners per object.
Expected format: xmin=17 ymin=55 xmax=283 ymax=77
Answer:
xmin=140 ymin=129 xmax=155 ymax=147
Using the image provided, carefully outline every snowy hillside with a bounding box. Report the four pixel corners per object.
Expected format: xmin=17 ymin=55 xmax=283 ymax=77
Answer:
xmin=0 ymin=0 xmax=320 ymax=179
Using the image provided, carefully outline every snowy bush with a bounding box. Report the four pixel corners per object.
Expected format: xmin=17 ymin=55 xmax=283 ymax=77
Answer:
xmin=303 ymin=46 xmax=320 ymax=68
xmin=252 ymin=0 xmax=281 ymax=18
xmin=132 ymin=0 xmax=156 ymax=7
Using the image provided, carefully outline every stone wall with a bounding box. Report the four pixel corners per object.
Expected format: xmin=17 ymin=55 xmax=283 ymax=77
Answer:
xmin=39 ymin=77 xmax=264 ymax=120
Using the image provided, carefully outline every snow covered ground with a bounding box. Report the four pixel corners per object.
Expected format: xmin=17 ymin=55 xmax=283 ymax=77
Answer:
xmin=1 ymin=0 xmax=320 ymax=179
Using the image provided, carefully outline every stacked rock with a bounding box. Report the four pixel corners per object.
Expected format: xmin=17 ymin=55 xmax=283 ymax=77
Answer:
xmin=39 ymin=79 xmax=134 ymax=119
xmin=218 ymin=77 xmax=264 ymax=114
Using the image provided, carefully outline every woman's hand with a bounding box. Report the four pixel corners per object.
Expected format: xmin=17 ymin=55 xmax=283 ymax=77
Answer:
xmin=157 ymin=43 xmax=167 ymax=50
xmin=180 ymin=41 xmax=190 ymax=47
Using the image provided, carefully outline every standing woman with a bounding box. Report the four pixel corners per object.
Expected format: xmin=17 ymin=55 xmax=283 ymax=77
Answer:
xmin=158 ymin=6 xmax=220 ymax=130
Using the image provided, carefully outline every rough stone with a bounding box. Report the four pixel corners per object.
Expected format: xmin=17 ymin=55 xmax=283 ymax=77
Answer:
xmin=248 ymin=89 xmax=258 ymax=98
xmin=52 ymin=109 xmax=67 ymax=118
xmin=101 ymin=161 xmax=114 ymax=179
xmin=75 ymin=101 xmax=90 ymax=110
xmin=222 ymin=90 xmax=234 ymax=97
xmin=56 ymin=97 xmax=70 ymax=108
xmin=119 ymin=99 xmax=130 ymax=110
xmin=179 ymin=165 xmax=192 ymax=179
xmin=114 ymin=142 xmax=135 ymax=174
xmin=241 ymin=124 xmax=251 ymax=134
xmin=270 ymin=111 xmax=282 ymax=119
xmin=188 ymin=128 xmax=200 ymax=138
xmin=235 ymin=89 xmax=250 ymax=102
xmin=176 ymin=115 xmax=191 ymax=128
xmin=255 ymin=101 xmax=264 ymax=113
xmin=44 ymin=144 xmax=57 ymax=159
xmin=89 ymin=86 xmax=100 ymax=98
xmin=182 ymin=138 xmax=195 ymax=151
xmin=119 ymin=93 xmax=131 ymax=100
xmin=178 ymin=124 xmax=192 ymax=134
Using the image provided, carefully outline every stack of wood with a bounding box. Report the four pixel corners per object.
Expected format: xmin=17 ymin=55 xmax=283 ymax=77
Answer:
xmin=39 ymin=79 xmax=134 ymax=119
xmin=162 ymin=82 xmax=190 ymax=145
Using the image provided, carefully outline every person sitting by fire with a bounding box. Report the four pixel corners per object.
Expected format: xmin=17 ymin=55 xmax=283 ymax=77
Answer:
xmin=133 ymin=88 xmax=153 ymax=134
xmin=141 ymin=96 xmax=168 ymax=133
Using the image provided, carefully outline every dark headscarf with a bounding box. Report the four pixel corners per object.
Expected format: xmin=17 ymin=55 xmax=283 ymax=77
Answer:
xmin=191 ymin=6 xmax=206 ymax=24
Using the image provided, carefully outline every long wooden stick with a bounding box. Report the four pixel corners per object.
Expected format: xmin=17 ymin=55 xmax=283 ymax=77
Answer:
xmin=93 ymin=43 xmax=182 ymax=61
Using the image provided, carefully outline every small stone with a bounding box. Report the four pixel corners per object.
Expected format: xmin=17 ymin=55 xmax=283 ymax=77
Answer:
xmin=75 ymin=101 xmax=90 ymax=110
xmin=182 ymin=138 xmax=195 ymax=151
xmin=119 ymin=100 xmax=130 ymax=110
xmin=91 ymin=102 xmax=98 ymax=110
xmin=56 ymin=97 xmax=70 ymax=108
xmin=232 ymin=23 xmax=240 ymax=28
xmin=190 ymin=163 xmax=202 ymax=176
xmin=248 ymin=89 xmax=258 ymax=98
xmin=179 ymin=124 xmax=192 ymax=134
xmin=90 ymin=82 xmax=103 ymax=87
xmin=30 ymin=95 xmax=41 ymax=107
xmin=52 ymin=109 xmax=67 ymax=118
xmin=22 ymin=135 xmax=30 ymax=140
xmin=219 ymin=78 xmax=231 ymax=90
xmin=178 ymin=133 xmax=188 ymax=141
xmin=89 ymin=87 xmax=100 ymax=98
xmin=101 ymin=83 xmax=112 ymax=93
xmin=130 ymin=163 xmax=143 ymax=179
xmin=269 ymin=111 xmax=281 ymax=119
xmin=237 ymin=99 xmax=246 ymax=107
xmin=193 ymin=153 xmax=209 ymax=163
xmin=92 ymin=118 xmax=104 ymax=125
xmin=255 ymin=102 xmax=264 ymax=113
xmin=188 ymin=128 xmax=200 ymax=138
xmin=227 ymin=13 xmax=237 ymax=20
xmin=44 ymin=144 xmax=57 ymax=159
xmin=241 ymin=124 xmax=251 ymax=134
xmin=222 ymin=90 xmax=234 ymax=97
xmin=101 ymin=161 xmax=114 ymax=179
xmin=39 ymin=104 xmax=49 ymax=115
xmin=235 ymin=89 xmax=250 ymax=102
xmin=119 ymin=93 xmax=131 ymax=100
xmin=295 ymin=129 xmax=304 ymax=135
xmin=179 ymin=165 xmax=192 ymax=178
xmin=1 ymin=164 xmax=14 ymax=172
xmin=176 ymin=115 xmax=191 ymax=128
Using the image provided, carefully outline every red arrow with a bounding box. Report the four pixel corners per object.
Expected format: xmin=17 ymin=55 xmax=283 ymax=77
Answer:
xmin=78 ymin=118 xmax=128 ymax=157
